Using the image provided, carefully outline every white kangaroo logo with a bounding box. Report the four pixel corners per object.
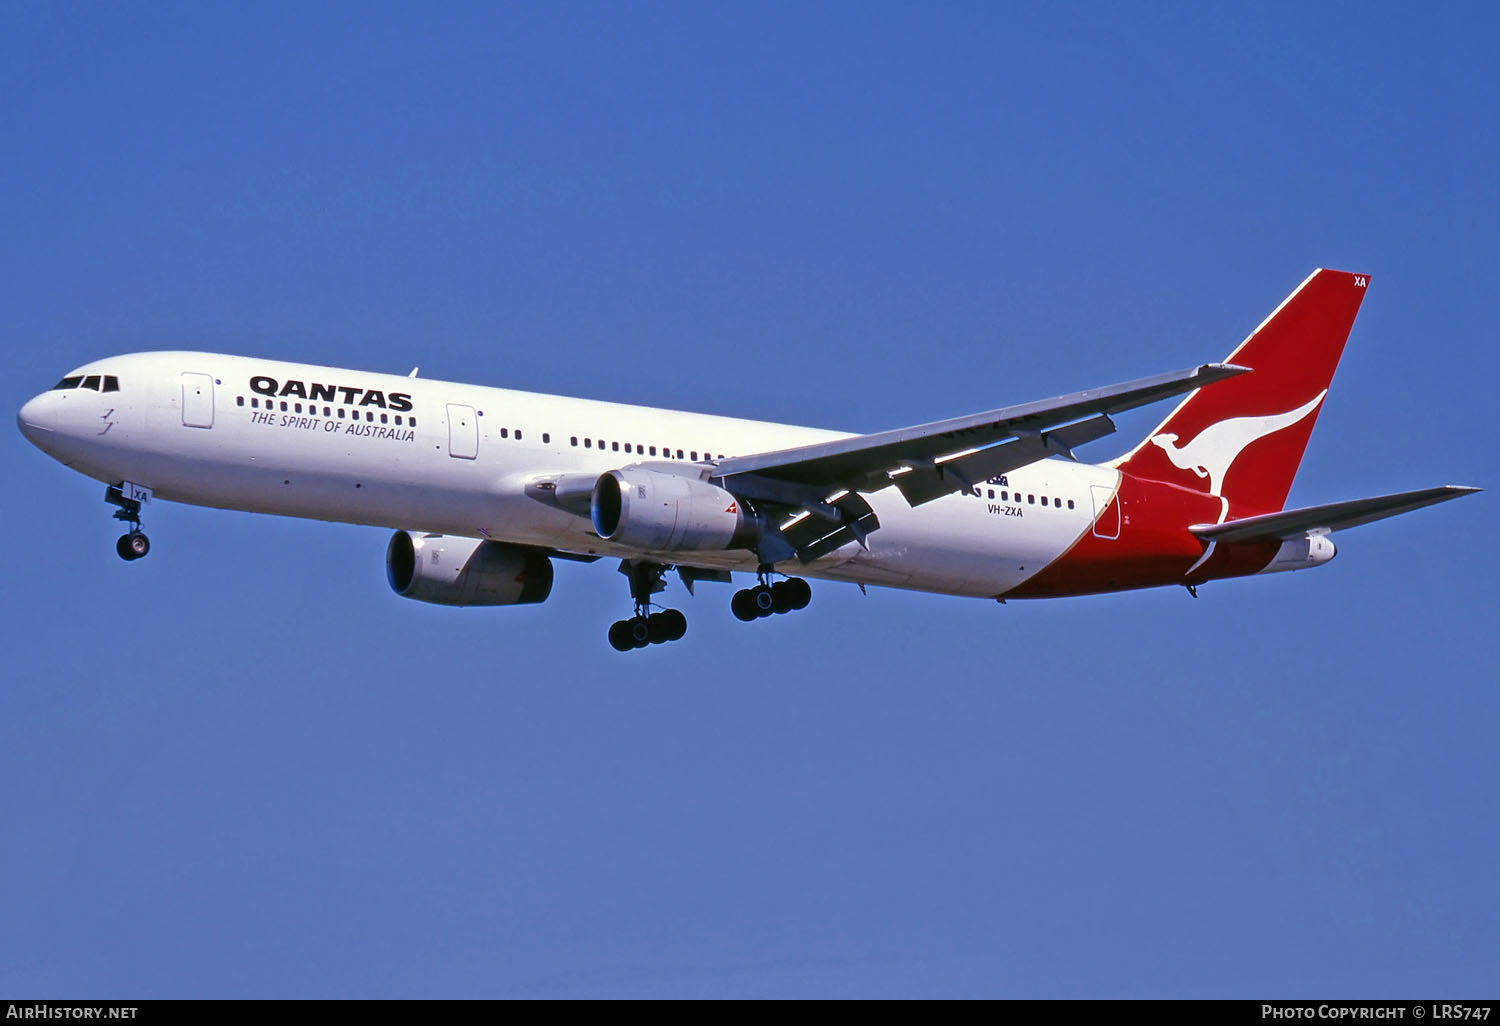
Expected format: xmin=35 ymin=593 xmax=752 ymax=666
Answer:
xmin=1150 ymin=390 xmax=1327 ymax=502
xmin=1151 ymin=390 xmax=1326 ymax=576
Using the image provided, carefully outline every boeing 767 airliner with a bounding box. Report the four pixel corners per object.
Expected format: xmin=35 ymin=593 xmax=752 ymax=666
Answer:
xmin=16 ymin=270 xmax=1478 ymax=650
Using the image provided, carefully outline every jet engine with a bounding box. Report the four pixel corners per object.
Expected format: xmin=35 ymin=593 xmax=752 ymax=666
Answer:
xmin=386 ymin=531 xmax=553 ymax=606
xmin=591 ymin=468 xmax=758 ymax=551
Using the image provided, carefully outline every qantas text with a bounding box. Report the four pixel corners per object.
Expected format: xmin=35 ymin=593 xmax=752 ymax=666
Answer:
xmin=249 ymin=375 xmax=413 ymax=412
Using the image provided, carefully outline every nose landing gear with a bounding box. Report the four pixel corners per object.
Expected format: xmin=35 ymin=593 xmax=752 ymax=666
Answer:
xmin=106 ymin=483 xmax=151 ymax=562
xmin=115 ymin=531 xmax=150 ymax=561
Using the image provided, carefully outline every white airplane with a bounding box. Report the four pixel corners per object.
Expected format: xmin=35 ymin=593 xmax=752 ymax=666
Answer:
xmin=16 ymin=269 xmax=1478 ymax=650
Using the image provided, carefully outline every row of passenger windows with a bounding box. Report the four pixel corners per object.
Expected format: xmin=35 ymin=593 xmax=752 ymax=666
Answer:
xmin=498 ymin=427 xmax=553 ymax=443
xmin=454 ymin=427 xmax=719 ymax=461
xmin=570 ymin=436 xmax=722 ymax=462
xmin=236 ymin=393 xmax=1075 ymax=507
xmin=236 ymin=395 xmax=416 ymax=427
xmin=477 ymin=419 xmax=551 ymax=444
xmin=238 ymin=397 xmax=721 ymax=461
xmin=53 ymin=375 xmax=120 ymax=392
xmin=968 ymin=487 xmax=1074 ymax=509
xmin=449 ymin=424 xmax=716 ymax=459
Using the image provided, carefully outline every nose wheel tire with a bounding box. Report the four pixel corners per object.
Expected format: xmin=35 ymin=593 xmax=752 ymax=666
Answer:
xmin=116 ymin=531 xmax=150 ymax=561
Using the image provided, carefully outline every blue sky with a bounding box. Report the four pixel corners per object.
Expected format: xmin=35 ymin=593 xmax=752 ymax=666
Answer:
xmin=3 ymin=2 xmax=1495 ymax=998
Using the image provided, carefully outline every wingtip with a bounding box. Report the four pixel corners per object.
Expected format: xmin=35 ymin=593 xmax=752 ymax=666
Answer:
xmin=1201 ymin=362 xmax=1253 ymax=378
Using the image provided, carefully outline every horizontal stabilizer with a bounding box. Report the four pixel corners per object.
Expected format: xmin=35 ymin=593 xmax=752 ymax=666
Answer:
xmin=1191 ymin=485 xmax=1480 ymax=543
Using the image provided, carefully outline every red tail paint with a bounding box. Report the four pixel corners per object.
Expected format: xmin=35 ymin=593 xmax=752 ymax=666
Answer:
xmin=1115 ymin=269 xmax=1369 ymax=519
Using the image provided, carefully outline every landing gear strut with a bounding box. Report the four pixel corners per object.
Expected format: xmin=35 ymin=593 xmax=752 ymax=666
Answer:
xmin=106 ymin=484 xmax=150 ymax=562
xmin=731 ymin=566 xmax=811 ymax=622
xmin=608 ymin=561 xmax=689 ymax=652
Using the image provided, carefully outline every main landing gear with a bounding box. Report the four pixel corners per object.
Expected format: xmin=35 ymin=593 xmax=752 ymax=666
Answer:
xmin=731 ymin=569 xmax=811 ymax=622
xmin=106 ymin=484 xmax=151 ymax=562
xmin=608 ymin=561 xmax=689 ymax=652
xmin=608 ymin=609 xmax=688 ymax=652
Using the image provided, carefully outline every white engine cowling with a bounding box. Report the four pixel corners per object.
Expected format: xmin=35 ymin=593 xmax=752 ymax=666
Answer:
xmin=386 ymin=532 xmax=553 ymax=606
xmin=591 ymin=468 xmax=757 ymax=551
xmin=1257 ymin=533 xmax=1338 ymax=574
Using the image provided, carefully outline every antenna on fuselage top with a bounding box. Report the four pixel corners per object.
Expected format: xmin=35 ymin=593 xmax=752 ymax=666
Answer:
xmin=408 ymin=367 xmax=419 ymax=378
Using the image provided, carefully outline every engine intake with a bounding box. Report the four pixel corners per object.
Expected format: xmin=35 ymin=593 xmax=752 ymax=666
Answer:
xmin=592 ymin=468 xmax=757 ymax=551
xmin=386 ymin=532 xmax=553 ymax=606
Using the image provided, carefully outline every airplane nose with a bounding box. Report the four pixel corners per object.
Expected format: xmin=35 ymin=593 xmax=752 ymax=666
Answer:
xmin=17 ymin=393 xmax=54 ymax=443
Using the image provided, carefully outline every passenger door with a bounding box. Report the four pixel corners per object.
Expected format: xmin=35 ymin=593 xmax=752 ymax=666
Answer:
xmin=1090 ymin=484 xmax=1120 ymax=539
xmin=181 ymin=373 xmax=215 ymax=428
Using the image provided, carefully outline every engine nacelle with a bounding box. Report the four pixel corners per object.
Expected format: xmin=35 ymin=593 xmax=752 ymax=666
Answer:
xmin=591 ymin=468 xmax=757 ymax=551
xmin=1257 ymin=533 xmax=1338 ymax=575
xmin=386 ymin=532 xmax=553 ymax=606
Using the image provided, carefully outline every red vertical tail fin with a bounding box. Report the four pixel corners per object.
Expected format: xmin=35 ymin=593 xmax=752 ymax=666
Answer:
xmin=1115 ymin=269 xmax=1370 ymax=517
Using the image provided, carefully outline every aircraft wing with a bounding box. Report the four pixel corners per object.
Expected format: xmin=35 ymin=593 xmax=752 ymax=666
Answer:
xmin=710 ymin=362 xmax=1248 ymax=562
xmin=1190 ymin=485 xmax=1480 ymax=543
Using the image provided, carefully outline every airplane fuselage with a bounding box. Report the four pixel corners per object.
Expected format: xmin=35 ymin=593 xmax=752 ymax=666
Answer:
xmin=17 ymin=351 xmax=1305 ymax=601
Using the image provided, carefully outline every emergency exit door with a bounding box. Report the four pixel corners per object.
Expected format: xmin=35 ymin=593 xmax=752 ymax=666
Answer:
xmin=447 ymin=404 xmax=478 ymax=459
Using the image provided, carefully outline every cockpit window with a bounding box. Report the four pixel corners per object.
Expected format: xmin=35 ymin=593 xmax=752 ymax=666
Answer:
xmin=49 ymin=374 xmax=119 ymax=392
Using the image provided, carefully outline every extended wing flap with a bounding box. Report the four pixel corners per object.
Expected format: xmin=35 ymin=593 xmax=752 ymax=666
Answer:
xmin=894 ymin=414 xmax=1116 ymax=507
xmin=777 ymin=492 xmax=880 ymax=562
xmin=1190 ymin=485 xmax=1480 ymax=543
